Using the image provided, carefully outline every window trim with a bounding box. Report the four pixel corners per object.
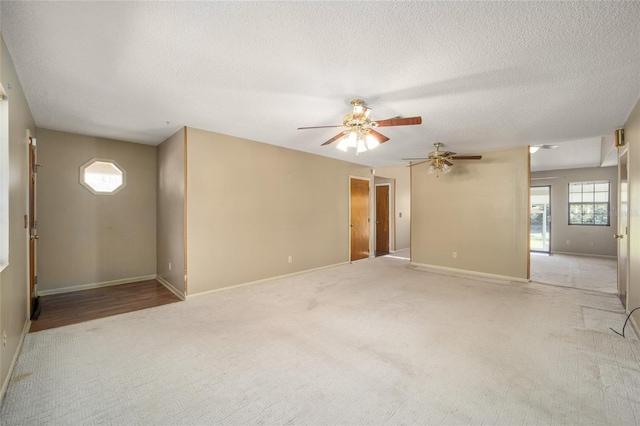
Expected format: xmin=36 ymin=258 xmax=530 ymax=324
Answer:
xmin=567 ymin=180 xmax=610 ymax=226
xmin=79 ymin=158 xmax=127 ymax=195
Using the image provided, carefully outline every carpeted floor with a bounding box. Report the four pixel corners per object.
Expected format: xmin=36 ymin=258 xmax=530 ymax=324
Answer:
xmin=1 ymin=250 xmax=639 ymax=424
xmin=530 ymin=252 xmax=617 ymax=294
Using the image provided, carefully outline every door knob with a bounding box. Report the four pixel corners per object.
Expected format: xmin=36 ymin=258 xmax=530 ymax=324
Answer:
xmin=614 ymin=234 xmax=624 ymax=239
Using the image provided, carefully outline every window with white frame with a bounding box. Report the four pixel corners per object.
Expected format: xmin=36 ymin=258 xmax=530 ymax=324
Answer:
xmin=79 ymin=158 xmax=126 ymax=195
xmin=568 ymin=181 xmax=610 ymax=226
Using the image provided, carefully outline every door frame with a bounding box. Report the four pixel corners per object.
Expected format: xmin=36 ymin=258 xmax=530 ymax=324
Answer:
xmin=28 ymin=133 xmax=38 ymax=316
xmin=617 ymin=146 xmax=629 ymax=307
xmin=375 ymin=182 xmax=394 ymax=254
xmin=349 ymin=175 xmax=372 ymax=262
xmin=530 ymin=185 xmax=552 ymax=254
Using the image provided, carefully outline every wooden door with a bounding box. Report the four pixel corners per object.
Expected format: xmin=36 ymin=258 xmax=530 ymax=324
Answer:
xmin=350 ymin=178 xmax=369 ymax=261
xmin=375 ymin=185 xmax=389 ymax=254
xmin=617 ymin=149 xmax=629 ymax=307
xmin=29 ymin=137 xmax=38 ymax=316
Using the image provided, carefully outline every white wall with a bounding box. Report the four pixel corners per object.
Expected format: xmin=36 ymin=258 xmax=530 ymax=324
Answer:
xmin=0 ymin=35 xmax=36 ymax=404
xmin=625 ymin=97 xmax=640 ymax=328
xmin=411 ymin=146 xmax=530 ymax=281
xmin=36 ymin=128 xmax=157 ymax=293
xmin=185 ymin=127 xmax=372 ymax=296
xmin=157 ymin=128 xmax=186 ymax=296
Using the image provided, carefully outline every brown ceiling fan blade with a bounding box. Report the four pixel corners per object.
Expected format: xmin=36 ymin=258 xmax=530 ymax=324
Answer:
xmin=368 ymin=129 xmax=390 ymax=144
xmin=375 ymin=116 xmax=422 ymax=127
xmin=441 ymin=151 xmax=457 ymax=157
xmin=443 ymin=159 xmax=453 ymax=166
xmin=407 ymin=160 xmax=430 ymax=167
xmin=297 ymin=125 xmax=344 ymax=130
xmin=451 ymin=155 xmax=483 ymax=160
xmin=321 ymin=132 xmax=347 ymax=146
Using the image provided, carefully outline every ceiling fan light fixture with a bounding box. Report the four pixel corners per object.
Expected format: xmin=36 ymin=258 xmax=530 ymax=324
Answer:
xmin=346 ymin=131 xmax=357 ymax=148
xmin=336 ymin=137 xmax=349 ymax=152
xmin=441 ymin=162 xmax=452 ymax=174
xmin=427 ymin=163 xmax=436 ymax=174
xmin=356 ymin=139 xmax=367 ymax=154
xmin=365 ymin=133 xmax=379 ymax=150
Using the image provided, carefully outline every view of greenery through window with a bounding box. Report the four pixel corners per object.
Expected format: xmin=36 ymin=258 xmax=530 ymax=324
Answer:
xmin=569 ymin=181 xmax=610 ymax=226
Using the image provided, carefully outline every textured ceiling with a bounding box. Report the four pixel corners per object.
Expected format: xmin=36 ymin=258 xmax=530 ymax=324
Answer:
xmin=2 ymin=1 xmax=640 ymax=170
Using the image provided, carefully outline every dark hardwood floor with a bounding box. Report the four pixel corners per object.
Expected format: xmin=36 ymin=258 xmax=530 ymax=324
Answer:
xmin=29 ymin=279 xmax=182 ymax=333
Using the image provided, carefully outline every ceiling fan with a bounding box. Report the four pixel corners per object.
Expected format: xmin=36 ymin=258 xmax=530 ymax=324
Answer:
xmin=403 ymin=142 xmax=482 ymax=175
xmin=297 ymin=99 xmax=422 ymax=154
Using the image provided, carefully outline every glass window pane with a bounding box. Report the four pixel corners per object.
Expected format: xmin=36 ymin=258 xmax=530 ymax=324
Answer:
xmin=595 ymin=192 xmax=608 ymax=202
xmin=570 ymin=193 xmax=582 ymax=202
xmin=583 ymin=183 xmax=594 ymax=192
xmin=595 ymin=183 xmax=609 ymax=192
xmin=583 ymin=193 xmax=594 ymax=202
xmin=569 ymin=183 xmax=582 ymax=193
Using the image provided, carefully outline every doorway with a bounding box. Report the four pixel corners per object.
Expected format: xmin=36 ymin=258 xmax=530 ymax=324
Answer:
xmin=28 ymin=136 xmax=39 ymax=318
xmin=375 ymin=184 xmax=390 ymax=256
xmin=530 ymin=186 xmax=551 ymax=253
xmin=350 ymin=177 xmax=369 ymax=261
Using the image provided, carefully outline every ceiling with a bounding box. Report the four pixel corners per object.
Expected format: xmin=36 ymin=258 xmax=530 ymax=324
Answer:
xmin=2 ymin=1 xmax=640 ymax=170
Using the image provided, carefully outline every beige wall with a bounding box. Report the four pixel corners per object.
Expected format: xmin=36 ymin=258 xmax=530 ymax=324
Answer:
xmin=37 ymin=128 xmax=157 ymax=292
xmin=626 ymin=98 xmax=640 ymax=326
xmin=185 ymin=127 xmax=370 ymax=296
xmin=0 ymin=36 xmax=36 ymax=403
xmin=531 ymin=166 xmax=618 ymax=257
xmin=411 ymin=146 xmax=529 ymax=280
xmin=375 ymin=164 xmax=411 ymax=250
xmin=157 ymin=128 xmax=185 ymax=295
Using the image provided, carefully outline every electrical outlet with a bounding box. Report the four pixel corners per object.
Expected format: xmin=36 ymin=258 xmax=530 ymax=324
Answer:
xmin=288 ymin=256 xmax=293 ymax=263
xmin=168 ymin=262 xmax=172 ymax=271
xmin=452 ymin=252 xmax=457 ymax=259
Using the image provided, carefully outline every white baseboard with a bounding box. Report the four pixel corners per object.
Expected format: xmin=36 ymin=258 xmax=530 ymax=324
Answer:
xmin=0 ymin=318 xmax=30 ymax=406
xmin=550 ymin=251 xmax=616 ymax=259
xmin=411 ymin=262 xmax=529 ymax=284
xmin=187 ymin=262 xmax=350 ymax=300
xmin=38 ymin=275 xmax=157 ymax=296
xmin=156 ymin=276 xmax=185 ymax=301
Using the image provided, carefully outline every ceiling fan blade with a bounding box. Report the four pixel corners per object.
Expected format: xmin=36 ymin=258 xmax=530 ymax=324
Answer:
xmin=297 ymin=125 xmax=344 ymax=130
xmin=443 ymin=159 xmax=453 ymax=166
xmin=407 ymin=160 xmax=430 ymax=167
xmin=451 ymin=155 xmax=483 ymax=160
xmin=321 ymin=132 xmax=347 ymax=146
xmin=368 ymin=129 xmax=390 ymax=144
xmin=375 ymin=116 xmax=422 ymax=127
xmin=441 ymin=151 xmax=457 ymax=157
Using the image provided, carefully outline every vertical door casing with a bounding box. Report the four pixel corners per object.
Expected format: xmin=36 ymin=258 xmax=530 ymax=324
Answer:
xmin=618 ymin=148 xmax=629 ymax=307
xmin=376 ymin=184 xmax=390 ymax=253
xmin=28 ymin=137 xmax=38 ymax=314
xmin=350 ymin=178 xmax=369 ymax=261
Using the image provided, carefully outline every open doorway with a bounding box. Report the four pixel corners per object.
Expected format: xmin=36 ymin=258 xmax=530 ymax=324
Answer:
xmin=530 ymin=185 xmax=551 ymax=253
xmin=374 ymin=177 xmax=395 ymax=257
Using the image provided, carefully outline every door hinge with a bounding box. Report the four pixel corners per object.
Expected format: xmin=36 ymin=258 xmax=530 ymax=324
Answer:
xmin=35 ymin=276 xmax=38 ymax=285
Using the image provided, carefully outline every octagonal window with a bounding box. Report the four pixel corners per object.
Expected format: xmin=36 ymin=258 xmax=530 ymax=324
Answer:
xmin=79 ymin=158 xmax=126 ymax=195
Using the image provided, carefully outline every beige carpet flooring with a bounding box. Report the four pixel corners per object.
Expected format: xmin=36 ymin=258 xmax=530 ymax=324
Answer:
xmin=530 ymin=252 xmax=617 ymax=294
xmin=1 ymin=250 xmax=639 ymax=424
